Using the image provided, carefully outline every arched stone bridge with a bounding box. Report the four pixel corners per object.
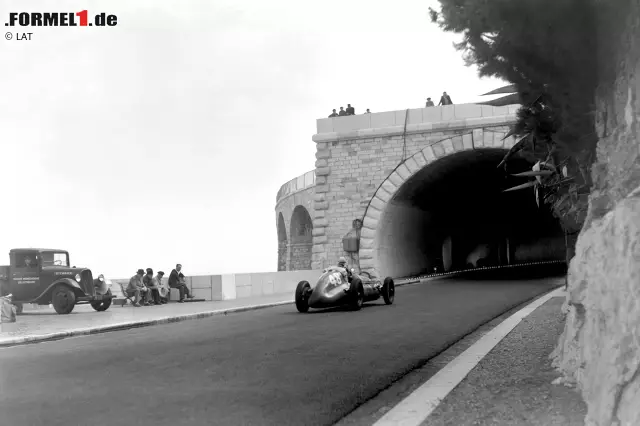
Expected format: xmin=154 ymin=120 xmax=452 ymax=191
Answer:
xmin=276 ymin=103 xmax=566 ymax=278
xmin=275 ymin=171 xmax=315 ymax=271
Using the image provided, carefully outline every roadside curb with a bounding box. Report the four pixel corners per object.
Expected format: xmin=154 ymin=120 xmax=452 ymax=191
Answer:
xmin=0 ymin=300 xmax=294 ymax=348
xmin=0 ymin=279 xmax=423 ymax=348
xmin=372 ymin=285 xmax=566 ymax=426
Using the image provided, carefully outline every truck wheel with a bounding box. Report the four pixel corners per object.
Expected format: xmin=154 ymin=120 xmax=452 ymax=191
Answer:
xmin=295 ymin=281 xmax=311 ymax=313
xmin=51 ymin=285 xmax=76 ymax=315
xmin=13 ymin=302 xmax=23 ymax=315
xmin=90 ymin=290 xmax=113 ymax=312
xmin=349 ymin=278 xmax=365 ymax=311
xmin=382 ymin=277 xmax=395 ymax=305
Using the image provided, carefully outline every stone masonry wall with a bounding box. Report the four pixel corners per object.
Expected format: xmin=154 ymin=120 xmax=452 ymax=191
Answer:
xmin=311 ymin=107 xmax=517 ymax=271
xmin=277 ymin=241 xmax=287 ymax=271
xmin=275 ymin=187 xmax=314 ymax=270
xmin=289 ymin=243 xmax=312 ymax=271
xmin=551 ymin=2 xmax=640 ymax=425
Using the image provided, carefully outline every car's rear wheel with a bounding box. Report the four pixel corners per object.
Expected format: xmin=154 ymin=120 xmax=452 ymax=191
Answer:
xmin=382 ymin=277 xmax=395 ymax=305
xmin=295 ymin=281 xmax=311 ymax=313
xmin=51 ymin=285 xmax=76 ymax=315
xmin=349 ymin=278 xmax=365 ymax=311
xmin=90 ymin=290 xmax=113 ymax=312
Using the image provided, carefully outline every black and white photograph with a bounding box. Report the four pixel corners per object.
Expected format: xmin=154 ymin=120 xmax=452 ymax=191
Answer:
xmin=0 ymin=0 xmax=638 ymax=425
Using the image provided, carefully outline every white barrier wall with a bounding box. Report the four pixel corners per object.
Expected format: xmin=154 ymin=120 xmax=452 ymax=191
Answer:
xmin=110 ymin=270 xmax=324 ymax=301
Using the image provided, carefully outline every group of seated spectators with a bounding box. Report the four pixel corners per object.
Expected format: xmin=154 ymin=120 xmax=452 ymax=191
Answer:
xmin=126 ymin=263 xmax=194 ymax=307
xmin=328 ymin=104 xmax=371 ymax=117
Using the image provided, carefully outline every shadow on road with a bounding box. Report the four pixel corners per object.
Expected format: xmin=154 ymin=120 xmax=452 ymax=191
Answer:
xmin=282 ymin=303 xmax=388 ymax=315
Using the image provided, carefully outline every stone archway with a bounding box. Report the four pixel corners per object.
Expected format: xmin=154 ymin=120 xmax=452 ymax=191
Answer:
xmin=277 ymin=213 xmax=288 ymax=271
xmin=289 ymin=205 xmax=313 ymax=270
xmin=357 ymin=132 xmax=563 ymax=279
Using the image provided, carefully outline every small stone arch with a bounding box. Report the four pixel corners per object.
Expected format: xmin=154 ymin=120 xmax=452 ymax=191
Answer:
xmin=277 ymin=213 xmax=288 ymax=271
xmin=289 ymin=205 xmax=314 ymax=270
xmin=358 ymin=129 xmax=517 ymax=278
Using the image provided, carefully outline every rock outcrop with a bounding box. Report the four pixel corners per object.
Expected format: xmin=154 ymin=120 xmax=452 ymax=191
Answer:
xmin=553 ymin=189 xmax=640 ymax=426
xmin=552 ymin=1 xmax=640 ymax=425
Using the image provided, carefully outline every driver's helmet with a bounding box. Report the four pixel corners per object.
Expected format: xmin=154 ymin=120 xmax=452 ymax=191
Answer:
xmin=337 ymin=256 xmax=347 ymax=267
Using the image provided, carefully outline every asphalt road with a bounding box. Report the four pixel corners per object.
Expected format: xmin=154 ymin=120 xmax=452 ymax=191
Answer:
xmin=0 ymin=277 xmax=559 ymax=426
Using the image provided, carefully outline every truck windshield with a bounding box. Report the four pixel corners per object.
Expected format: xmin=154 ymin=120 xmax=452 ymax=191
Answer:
xmin=41 ymin=252 xmax=69 ymax=267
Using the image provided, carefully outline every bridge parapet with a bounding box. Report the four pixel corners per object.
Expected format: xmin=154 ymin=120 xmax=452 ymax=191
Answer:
xmin=315 ymin=103 xmax=519 ymax=138
xmin=276 ymin=170 xmax=316 ymax=205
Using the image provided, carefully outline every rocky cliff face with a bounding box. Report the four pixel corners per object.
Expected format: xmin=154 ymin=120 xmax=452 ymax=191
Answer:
xmin=551 ymin=1 xmax=640 ymax=425
xmin=553 ymin=192 xmax=640 ymax=426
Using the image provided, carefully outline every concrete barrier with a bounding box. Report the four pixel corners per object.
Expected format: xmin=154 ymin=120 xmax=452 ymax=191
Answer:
xmin=110 ymin=270 xmax=325 ymax=302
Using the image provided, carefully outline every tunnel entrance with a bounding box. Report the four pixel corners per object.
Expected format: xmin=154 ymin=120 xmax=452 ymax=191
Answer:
xmin=370 ymin=148 xmax=566 ymax=279
xmin=289 ymin=206 xmax=313 ymax=270
xmin=277 ymin=213 xmax=287 ymax=271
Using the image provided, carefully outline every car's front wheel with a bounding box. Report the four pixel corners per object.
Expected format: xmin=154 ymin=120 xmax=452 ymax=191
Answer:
xmin=295 ymin=281 xmax=311 ymax=313
xmin=51 ymin=285 xmax=76 ymax=315
xmin=13 ymin=302 xmax=23 ymax=315
xmin=349 ymin=278 xmax=365 ymax=311
xmin=382 ymin=277 xmax=395 ymax=305
xmin=90 ymin=290 xmax=113 ymax=312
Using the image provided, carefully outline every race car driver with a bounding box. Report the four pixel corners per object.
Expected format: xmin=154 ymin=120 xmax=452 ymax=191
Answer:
xmin=337 ymin=257 xmax=353 ymax=282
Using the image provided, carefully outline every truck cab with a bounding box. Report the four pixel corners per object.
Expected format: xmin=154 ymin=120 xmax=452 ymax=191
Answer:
xmin=0 ymin=248 xmax=113 ymax=314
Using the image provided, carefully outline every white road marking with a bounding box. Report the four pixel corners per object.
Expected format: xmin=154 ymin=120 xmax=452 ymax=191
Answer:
xmin=372 ymin=286 xmax=565 ymax=426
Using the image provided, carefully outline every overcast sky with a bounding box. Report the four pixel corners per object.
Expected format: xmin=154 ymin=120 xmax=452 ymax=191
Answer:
xmin=0 ymin=0 xmax=505 ymax=279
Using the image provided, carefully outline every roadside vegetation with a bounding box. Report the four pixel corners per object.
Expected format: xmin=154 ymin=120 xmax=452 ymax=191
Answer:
xmin=429 ymin=0 xmax=598 ymax=262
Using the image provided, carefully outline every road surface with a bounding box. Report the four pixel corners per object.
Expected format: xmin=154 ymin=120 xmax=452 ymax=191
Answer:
xmin=0 ymin=277 xmax=560 ymax=426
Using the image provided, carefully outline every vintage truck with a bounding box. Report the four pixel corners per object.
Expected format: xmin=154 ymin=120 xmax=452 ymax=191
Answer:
xmin=0 ymin=248 xmax=114 ymax=314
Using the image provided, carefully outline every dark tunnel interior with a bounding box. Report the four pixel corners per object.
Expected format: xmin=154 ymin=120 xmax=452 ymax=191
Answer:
xmin=374 ymin=148 xmax=566 ymax=278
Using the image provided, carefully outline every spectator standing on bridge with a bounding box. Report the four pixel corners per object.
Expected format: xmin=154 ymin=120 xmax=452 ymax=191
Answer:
xmin=345 ymin=104 xmax=355 ymax=115
xmin=438 ymin=91 xmax=453 ymax=105
xmin=127 ymin=269 xmax=148 ymax=307
xmin=425 ymin=97 xmax=435 ymax=107
xmin=338 ymin=107 xmax=347 ymax=116
xmin=328 ymin=109 xmax=338 ymax=117
xmin=169 ymin=264 xmax=193 ymax=302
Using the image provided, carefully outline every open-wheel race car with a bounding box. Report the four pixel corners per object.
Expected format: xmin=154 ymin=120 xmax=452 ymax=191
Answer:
xmin=295 ymin=266 xmax=395 ymax=313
